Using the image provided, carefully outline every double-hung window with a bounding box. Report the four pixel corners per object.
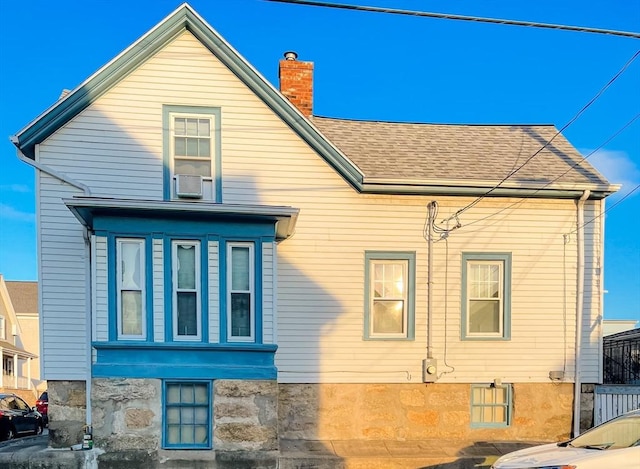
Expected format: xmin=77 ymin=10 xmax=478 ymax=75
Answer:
xmin=116 ymin=238 xmax=146 ymax=339
xmin=164 ymin=381 xmax=211 ymax=448
xmin=227 ymin=243 xmax=254 ymax=342
xmin=462 ymin=253 xmax=511 ymax=340
xmin=164 ymin=106 xmax=221 ymax=202
xmin=364 ymin=251 xmax=416 ymax=340
xmin=172 ymin=241 xmax=201 ymax=341
xmin=471 ymin=384 xmax=512 ymax=427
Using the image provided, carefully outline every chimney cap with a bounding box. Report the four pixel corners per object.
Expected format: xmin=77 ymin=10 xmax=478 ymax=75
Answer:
xmin=283 ymin=51 xmax=298 ymax=61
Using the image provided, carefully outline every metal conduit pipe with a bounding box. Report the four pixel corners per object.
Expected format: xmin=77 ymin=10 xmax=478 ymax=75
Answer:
xmin=573 ymin=189 xmax=590 ymax=437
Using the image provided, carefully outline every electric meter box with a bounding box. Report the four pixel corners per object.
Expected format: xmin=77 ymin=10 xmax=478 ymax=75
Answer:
xmin=422 ymin=358 xmax=438 ymax=383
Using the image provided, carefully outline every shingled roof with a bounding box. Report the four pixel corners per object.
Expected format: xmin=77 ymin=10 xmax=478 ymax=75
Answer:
xmin=5 ymin=281 xmax=38 ymax=316
xmin=311 ymin=116 xmax=609 ymax=188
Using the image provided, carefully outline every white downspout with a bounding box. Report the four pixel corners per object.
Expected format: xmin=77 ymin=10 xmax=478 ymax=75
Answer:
xmin=573 ymin=189 xmax=590 ymax=437
xmin=12 ymin=141 xmax=93 ymax=434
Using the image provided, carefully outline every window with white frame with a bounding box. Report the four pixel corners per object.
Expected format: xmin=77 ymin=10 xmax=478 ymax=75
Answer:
xmin=172 ymin=241 xmax=201 ymax=340
xmin=0 ymin=316 xmax=5 ymax=340
xmin=171 ymin=113 xmax=214 ymax=200
xmin=470 ymin=383 xmax=512 ymax=427
xmin=462 ymin=253 xmax=511 ymax=340
xmin=227 ymin=243 xmax=254 ymax=341
xmin=116 ymin=238 xmax=146 ymax=339
xmin=164 ymin=381 xmax=211 ymax=449
xmin=364 ymin=251 xmax=416 ymax=340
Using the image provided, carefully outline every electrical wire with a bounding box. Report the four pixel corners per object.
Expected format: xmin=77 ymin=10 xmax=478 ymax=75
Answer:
xmin=267 ymin=0 xmax=640 ymax=39
xmin=457 ymin=113 xmax=640 ymax=230
xmin=565 ymin=183 xmax=640 ymax=236
xmin=445 ymin=49 xmax=640 ymax=224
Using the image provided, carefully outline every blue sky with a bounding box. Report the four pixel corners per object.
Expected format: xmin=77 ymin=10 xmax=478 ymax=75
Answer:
xmin=0 ymin=0 xmax=638 ymax=322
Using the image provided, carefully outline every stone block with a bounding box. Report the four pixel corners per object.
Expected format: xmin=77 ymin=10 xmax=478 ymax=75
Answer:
xmin=125 ymin=408 xmax=155 ymax=429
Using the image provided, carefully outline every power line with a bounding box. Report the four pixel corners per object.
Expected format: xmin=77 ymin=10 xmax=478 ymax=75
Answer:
xmin=444 ymin=49 xmax=640 ymax=223
xmin=268 ymin=0 xmax=640 ymax=39
xmin=566 ymin=184 xmax=640 ymax=236
xmin=458 ymin=113 xmax=640 ymax=230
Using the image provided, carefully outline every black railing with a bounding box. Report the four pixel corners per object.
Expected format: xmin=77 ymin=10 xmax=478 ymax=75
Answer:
xmin=603 ymin=329 xmax=640 ymax=384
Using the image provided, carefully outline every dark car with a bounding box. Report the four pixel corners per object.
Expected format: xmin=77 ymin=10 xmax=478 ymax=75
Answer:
xmin=0 ymin=393 xmax=43 ymax=441
xmin=36 ymin=391 xmax=48 ymax=426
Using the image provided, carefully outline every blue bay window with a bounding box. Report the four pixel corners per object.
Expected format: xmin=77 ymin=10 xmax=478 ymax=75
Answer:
xmin=65 ymin=198 xmax=298 ymax=380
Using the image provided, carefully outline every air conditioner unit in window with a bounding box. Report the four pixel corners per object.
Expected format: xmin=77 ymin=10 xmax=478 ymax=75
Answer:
xmin=175 ymin=174 xmax=203 ymax=199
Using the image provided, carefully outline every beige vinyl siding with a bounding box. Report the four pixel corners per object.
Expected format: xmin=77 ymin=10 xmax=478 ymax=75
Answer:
xmin=153 ymin=238 xmax=165 ymax=342
xmin=207 ymin=241 xmax=219 ymax=343
xmin=94 ymin=236 xmax=108 ymax=342
xmin=33 ymin=30 xmax=604 ymax=385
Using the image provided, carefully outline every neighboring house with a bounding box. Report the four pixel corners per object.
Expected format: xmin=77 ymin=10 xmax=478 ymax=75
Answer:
xmin=0 ymin=275 xmax=40 ymax=404
xmin=603 ymin=319 xmax=638 ymax=336
xmin=604 ymin=328 xmax=640 ymax=385
xmin=10 ymin=3 xmax=618 ymax=461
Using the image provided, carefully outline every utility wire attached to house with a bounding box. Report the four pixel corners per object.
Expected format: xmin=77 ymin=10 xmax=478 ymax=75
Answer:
xmin=268 ymin=0 xmax=640 ymax=39
xmin=457 ymin=113 xmax=640 ymax=230
xmin=443 ymin=49 xmax=640 ymax=224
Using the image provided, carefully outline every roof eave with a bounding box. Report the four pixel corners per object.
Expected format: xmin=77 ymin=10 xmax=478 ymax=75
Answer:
xmin=63 ymin=197 xmax=299 ymax=241
xmin=361 ymin=178 xmax=620 ymax=199
xmin=9 ymin=4 xmax=364 ymax=191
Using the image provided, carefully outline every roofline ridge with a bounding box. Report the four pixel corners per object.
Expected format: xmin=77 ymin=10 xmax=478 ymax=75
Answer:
xmin=313 ymin=115 xmax=557 ymax=127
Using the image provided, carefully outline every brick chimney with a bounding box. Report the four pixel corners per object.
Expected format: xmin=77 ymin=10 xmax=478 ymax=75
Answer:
xmin=279 ymin=51 xmax=313 ymax=117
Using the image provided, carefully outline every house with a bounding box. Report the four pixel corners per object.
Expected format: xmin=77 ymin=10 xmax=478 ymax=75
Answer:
xmin=0 ymin=275 xmax=40 ymax=404
xmin=10 ymin=2 xmax=617 ymax=463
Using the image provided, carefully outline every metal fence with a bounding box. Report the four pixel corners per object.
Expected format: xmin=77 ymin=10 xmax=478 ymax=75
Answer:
xmin=603 ymin=329 xmax=640 ymax=385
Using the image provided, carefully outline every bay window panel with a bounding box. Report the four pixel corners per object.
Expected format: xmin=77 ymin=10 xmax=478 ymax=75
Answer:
xmin=173 ymin=241 xmax=200 ymax=340
xmin=177 ymin=245 xmax=196 ymax=289
xmin=177 ymin=292 xmax=197 ymax=336
xmin=121 ymin=291 xmax=143 ymax=336
xmin=116 ymin=238 xmax=145 ymax=339
xmin=227 ymin=243 xmax=254 ymax=341
xmin=231 ymin=247 xmax=250 ymax=290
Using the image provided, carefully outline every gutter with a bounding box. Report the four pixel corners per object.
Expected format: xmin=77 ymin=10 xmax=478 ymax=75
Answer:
xmin=573 ymin=189 xmax=590 ymax=437
xmin=10 ymin=137 xmax=93 ymax=437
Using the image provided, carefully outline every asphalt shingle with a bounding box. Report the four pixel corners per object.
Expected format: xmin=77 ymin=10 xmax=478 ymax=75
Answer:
xmin=311 ymin=116 xmax=609 ymax=187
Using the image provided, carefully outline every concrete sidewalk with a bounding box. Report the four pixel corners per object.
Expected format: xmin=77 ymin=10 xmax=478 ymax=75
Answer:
xmin=0 ymin=435 xmax=546 ymax=468
xmin=278 ymin=439 xmax=545 ymax=469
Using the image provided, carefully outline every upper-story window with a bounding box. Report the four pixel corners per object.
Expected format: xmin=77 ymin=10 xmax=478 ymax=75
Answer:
xmin=163 ymin=106 xmax=222 ymax=203
xmin=116 ymin=238 xmax=146 ymax=339
xmin=0 ymin=316 xmax=5 ymax=341
xmin=172 ymin=241 xmax=202 ymax=341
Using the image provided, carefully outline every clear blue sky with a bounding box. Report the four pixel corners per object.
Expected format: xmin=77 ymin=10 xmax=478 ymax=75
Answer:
xmin=0 ymin=0 xmax=638 ymax=322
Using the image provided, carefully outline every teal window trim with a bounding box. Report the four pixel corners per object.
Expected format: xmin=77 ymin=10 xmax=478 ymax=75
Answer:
xmin=461 ymin=252 xmax=512 ymax=341
xmin=364 ymin=251 xmax=416 ymax=341
xmin=470 ymin=383 xmax=512 ymax=428
xmin=162 ymin=105 xmax=222 ymax=202
xmin=108 ymin=234 xmax=154 ymax=342
xmin=164 ymin=236 xmax=209 ymax=343
xmin=162 ymin=380 xmax=212 ymax=449
xmin=220 ymin=239 xmax=263 ymax=344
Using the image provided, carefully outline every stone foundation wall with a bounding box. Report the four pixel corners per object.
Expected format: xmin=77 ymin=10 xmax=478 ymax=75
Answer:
xmin=48 ymin=380 xmax=87 ymax=448
xmin=89 ymin=378 xmax=279 ymax=455
xmin=214 ymin=380 xmax=279 ymax=451
xmin=92 ymin=378 xmax=161 ymax=453
xmin=580 ymin=383 xmax=595 ymax=432
xmin=279 ymin=382 xmax=574 ymax=442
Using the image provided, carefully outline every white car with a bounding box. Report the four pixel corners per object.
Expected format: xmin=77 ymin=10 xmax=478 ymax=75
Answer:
xmin=492 ymin=409 xmax=640 ymax=469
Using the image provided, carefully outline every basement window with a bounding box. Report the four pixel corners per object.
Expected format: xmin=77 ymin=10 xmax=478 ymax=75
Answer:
xmin=470 ymin=383 xmax=512 ymax=428
xmin=163 ymin=381 xmax=211 ymax=449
